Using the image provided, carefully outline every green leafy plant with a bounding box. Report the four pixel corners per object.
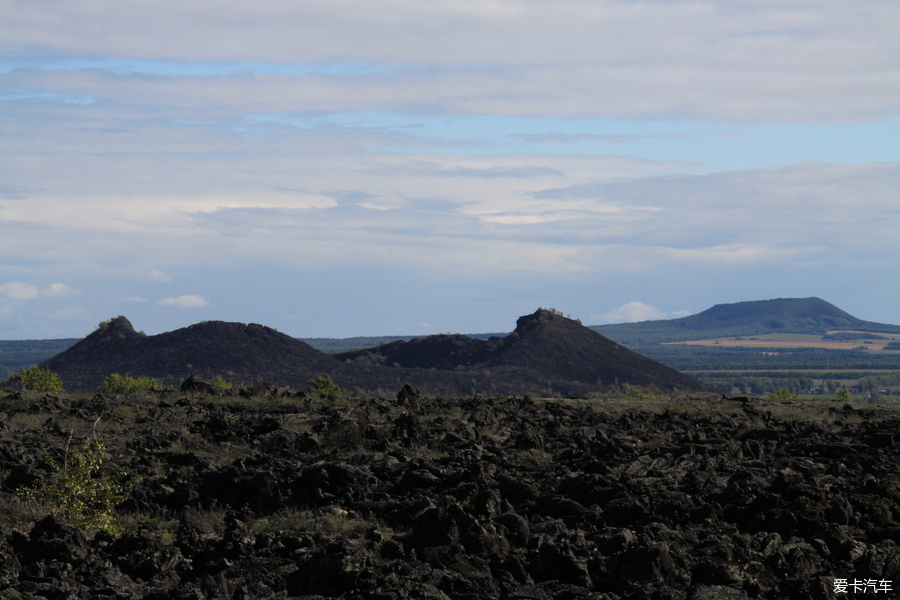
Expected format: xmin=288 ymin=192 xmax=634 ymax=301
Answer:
xmin=8 ymin=365 xmax=64 ymax=392
xmin=768 ymin=387 xmax=799 ymax=401
xmin=624 ymin=384 xmax=665 ymax=399
xmin=835 ymin=388 xmax=854 ymax=403
xmin=308 ymin=375 xmax=343 ymax=398
xmin=19 ymin=441 xmax=131 ymax=535
xmin=97 ymin=373 xmax=165 ymax=395
xmin=208 ymin=375 xmax=233 ymax=390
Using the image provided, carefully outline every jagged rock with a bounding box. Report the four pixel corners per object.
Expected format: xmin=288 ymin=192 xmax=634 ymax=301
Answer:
xmin=495 ymin=513 xmax=530 ymax=547
xmin=0 ymin=393 xmax=898 ymax=598
xmin=690 ymin=585 xmax=749 ymax=599
xmin=397 ymin=383 xmax=422 ymax=405
xmin=0 ymin=535 xmax=21 ymax=587
xmin=22 ymin=514 xmax=89 ymax=564
xmin=180 ymin=375 xmax=224 ymax=395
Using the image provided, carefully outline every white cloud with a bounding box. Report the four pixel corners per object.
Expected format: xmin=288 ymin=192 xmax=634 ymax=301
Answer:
xmin=598 ymin=301 xmax=669 ymax=324
xmin=1 ymin=1 xmax=896 ymax=121
xmin=42 ymin=282 xmax=73 ymax=297
xmin=0 ymin=282 xmax=39 ymax=300
xmin=0 ymin=282 xmax=73 ymax=300
xmin=46 ymin=306 xmax=88 ymax=320
xmin=0 ymin=161 xmax=895 ymax=286
xmin=148 ymin=269 xmax=174 ymax=283
xmin=0 ymin=1 xmax=898 ymax=337
xmin=121 ymin=296 xmax=148 ymax=303
xmin=158 ymin=295 xmax=210 ymax=308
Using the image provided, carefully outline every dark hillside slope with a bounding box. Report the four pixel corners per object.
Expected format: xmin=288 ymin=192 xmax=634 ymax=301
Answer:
xmin=593 ymin=297 xmax=900 ymax=345
xmin=42 ymin=316 xmax=342 ymax=392
xmin=40 ymin=310 xmax=709 ymax=395
xmin=338 ymin=309 xmax=708 ymax=395
xmin=337 ymin=334 xmax=504 ymax=369
xmin=485 ymin=310 xmax=705 ymax=393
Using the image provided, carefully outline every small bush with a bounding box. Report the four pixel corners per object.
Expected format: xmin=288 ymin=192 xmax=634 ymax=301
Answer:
xmin=8 ymin=365 xmax=64 ymax=392
xmin=97 ymin=373 xmax=165 ymax=395
xmin=19 ymin=441 xmax=131 ymax=535
xmin=208 ymin=375 xmax=233 ymax=390
xmin=624 ymin=384 xmax=665 ymax=399
xmin=768 ymin=387 xmax=799 ymax=401
xmin=308 ymin=375 xmax=343 ymax=398
xmin=835 ymin=388 xmax=854 ymax=403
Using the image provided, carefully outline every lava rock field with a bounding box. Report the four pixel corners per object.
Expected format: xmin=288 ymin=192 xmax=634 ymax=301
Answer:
xmin=1 ymin=389 xmax=899 ymax=599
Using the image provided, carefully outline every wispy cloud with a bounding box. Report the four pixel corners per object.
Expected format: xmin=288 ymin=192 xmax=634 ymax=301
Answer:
xmin=511 ymin=132 xmax=688 ymax=145
xmin=42 ymin=282 xmax=73 ymax=297
xmin=0 ymin=1 xmax=897 ymax=338
xmin=45 ymin=306 xmax=88 ymax=320
xmin=0 ymin=282 xmax=39 ymax=301
xmin=147 ymin=269 xmax=173 ymax=283
xmin=597 ymin=302 xmax=669 ymax=324
xmin=3 ymin=2 xmax=896 ymax=121
xmin=594 ymin=302 xmax=695 ymax=325
xmin=0 ymin=88 xmax=96 ymax=105
xmin=159 ymin=295 xmax=210 ymax=308
xmin=433 ymin=166 xmax=563 ymax=178
xmin=0 ymin=282 xmax=73 ymax=300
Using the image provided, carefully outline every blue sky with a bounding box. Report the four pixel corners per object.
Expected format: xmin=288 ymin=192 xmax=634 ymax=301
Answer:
xmin=1 ymin=0 xmax=898 ymax=339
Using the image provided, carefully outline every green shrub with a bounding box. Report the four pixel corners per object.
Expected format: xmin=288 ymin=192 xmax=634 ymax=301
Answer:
xmin=768 ymin=387 xmax=799 ymax=401
xmin=19 ymin=441 xmax=131 ymax=535
xmin=308 ymin=375 xmax=343 ymax=398
xmin=8 ymin=365 xmax=64 ymax=392
xmin=835 ymin=388 xmax=854 ymax=403
xmin=208 ymin=375 xmax=233 ymax=390
xmin=624 ymin=384 xmax=665 ymax=399
xmin=97 ymin=373 xmax=164 ymax=395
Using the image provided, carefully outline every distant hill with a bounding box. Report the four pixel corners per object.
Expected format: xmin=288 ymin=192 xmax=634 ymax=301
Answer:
xmin=34 ymin=310 xmax=709 ymax=396
xmin=591 ymin=297 xmax=900 ymax=346
xmin=41 ymin=316 xmax=342 ymax=393
xmin=337 ymin=309 xmax=704 ymax=394
xmin=299 ymin=332 xmax=505 ymax=353
xmin=0 ymin=338 xmax=80 ymax=380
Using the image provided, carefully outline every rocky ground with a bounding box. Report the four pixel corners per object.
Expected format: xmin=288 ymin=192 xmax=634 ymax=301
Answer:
xmin=1 ymin=387 xmax=899 ymax=599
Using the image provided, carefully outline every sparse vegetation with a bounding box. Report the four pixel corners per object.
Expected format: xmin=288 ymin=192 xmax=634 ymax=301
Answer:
xmin=8 ymin=365 xmax=64 ymax=392
xmin=250 ymin=508 xmax=391 ymax=539
xmin=537 ymin=307 xmax=581 ymax=324
xmin=18 ymin=441 xmax=132 ymax=535
xmin=208 ymin=374 xmax=233 ymax=390
xmin=97 ymin=373 xmax=165 ymax=395
xmin=767 ymin=387 xmax=799 ymax=401
xmin=308 ymin=374 xmax=343 ymax=397
xmin=624 ymin=384 xmax=665 ymax=399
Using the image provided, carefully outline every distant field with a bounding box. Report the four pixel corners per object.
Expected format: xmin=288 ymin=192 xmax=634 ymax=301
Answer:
xmin=645 ymin=330 xmax=900 ymax=397
xmin=670 ymin=340 xmax=892 ymax=350
xmin=664 ymin=330 xmax=900 ymax=352
xmin=685 ymin=368 xmax=900 ymax=374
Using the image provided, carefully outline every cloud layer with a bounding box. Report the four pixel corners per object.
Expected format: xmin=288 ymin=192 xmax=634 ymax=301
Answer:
xmin=4 ymin=1 xmax=897 ymax=121
xmin=0 ymin=1 xmax=897 ymax=338
xmin=159 ymin=295 xmax=210 ymax=308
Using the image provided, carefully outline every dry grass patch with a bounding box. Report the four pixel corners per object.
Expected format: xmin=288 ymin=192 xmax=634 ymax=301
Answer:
xmin=249 ymin=507 xmax=392 ymax=539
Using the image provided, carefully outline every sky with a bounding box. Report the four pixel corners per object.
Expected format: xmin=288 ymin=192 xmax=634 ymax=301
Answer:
xmin=1 ymin=0 xmax=898 ymax=340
